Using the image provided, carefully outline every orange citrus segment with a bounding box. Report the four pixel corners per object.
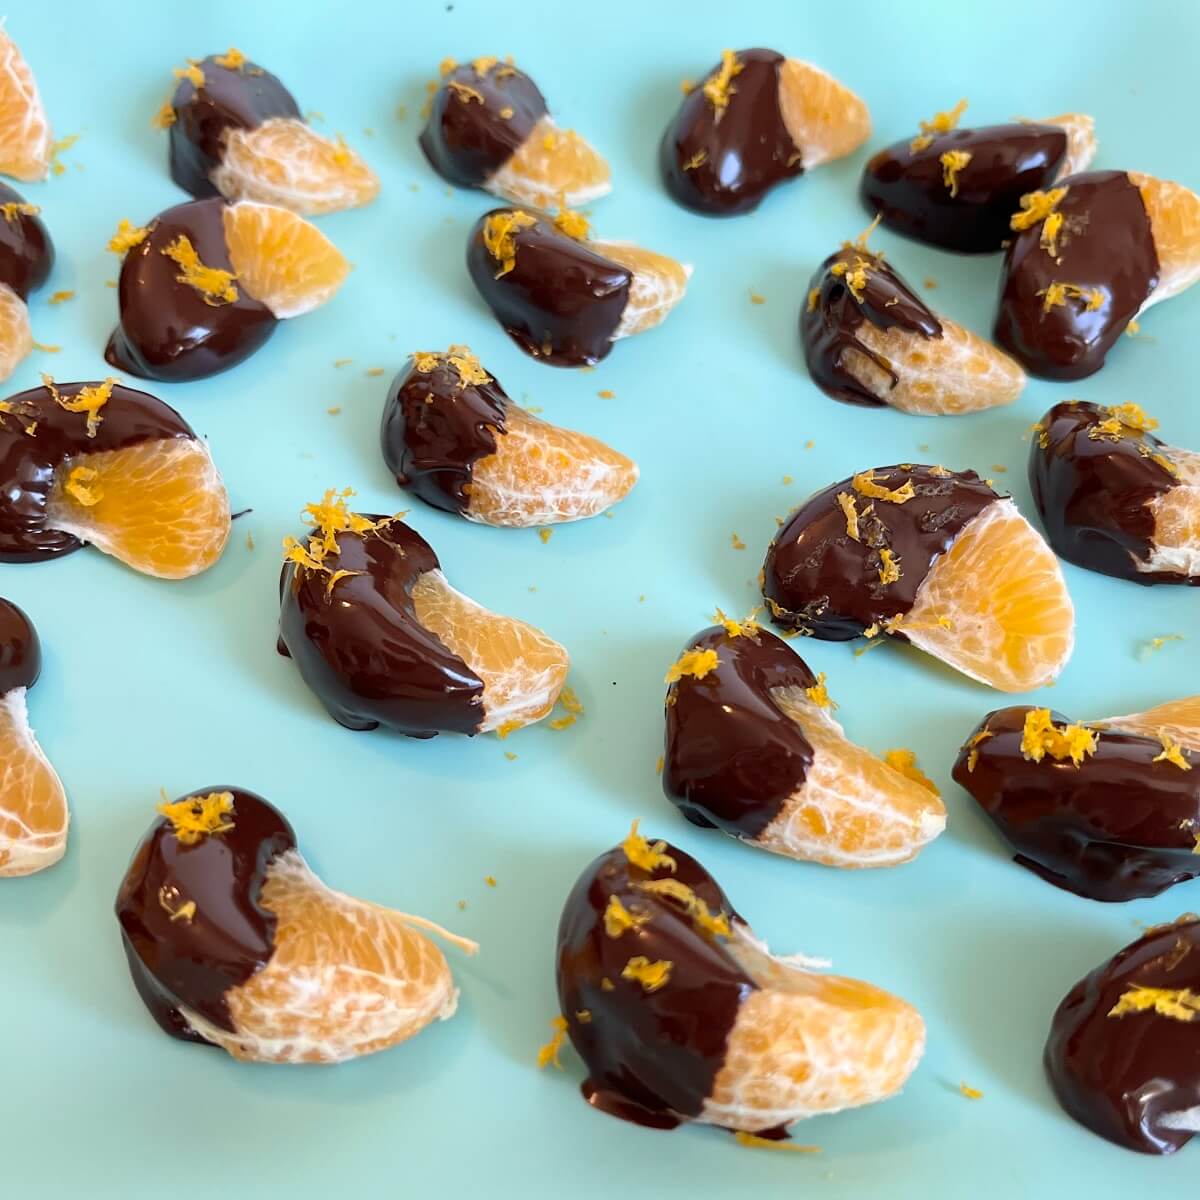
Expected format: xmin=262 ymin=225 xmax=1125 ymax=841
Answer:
xmin=0 ymin=281 xmax=32 ymax=382
xmin=1043 ymin=113 xmax=1097 ymax=179
xmin=410 ymin=568 xmax=568 ymax=733
xmin=0 ymin=688 xmax=68 ymax=877
xmin=1129 ymin=171 xmax=1200 ymax=307
xmin=590 ymin=241 xmax=690 ymax=338
xmin=211 ymin=116 xmax=380 ymax=216
xmin=902 ymin=499 xmax=1074 ymax=692
xmin=467 ymin=404 xmax=638 ymax=526
xmin=222 ymin=200 xmax=349 ymax=319
xmin=777 ymin=59 xmax=871 ymax=170
xmin=486 ymin=115 xmax=611 ymax=209
xmin=1144 ymin=445 xmax=1200 ymax=577
xmin=1099 ymin=697 xmax=1200 ymax=753
xmin=45 ymin=437 xmax=231 ymax=579
xmin=0 ymin=29 xmax=51 ymax=181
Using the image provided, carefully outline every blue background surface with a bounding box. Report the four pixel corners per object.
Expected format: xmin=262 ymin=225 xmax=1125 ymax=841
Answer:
xmin=3 ymin=1 xmax=1198 ymax=1195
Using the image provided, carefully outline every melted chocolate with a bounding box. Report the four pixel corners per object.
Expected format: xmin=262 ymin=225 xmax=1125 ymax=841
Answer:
xmin=115 ymin=787 xmax=297 ymax=1041
xmin=1029 ymin=401 xmax=1189 ymax=585
xmin=663 ymin=626 xmax=816 ymax=839
xmin=802 ymin=246 xmax=943 ymax=407
xmin=277 ymin=519 xmax=485 ymax=737
xmin=105 ymin=197 xmax=276 ymax=382
xmin=660 ymin=49 xmax=801 ymax=216
xmin=0 ymin=381 xmax=194 ymax=562
xmin=169 ymin=55 xmax=301 ymax=197
xmin=861 ymin=123 xmax=1068 ymax=253
xmin=0 ymin=598 xmax=40 ymax=693
xmin=1046 ymin=915 xmax=1200 ymax=1154
xmin=0 ymin=182 xmax=53 ymax=300
xmin=466 ymin=208 xmax=631 ymax=367
xmin=952 ymin=706 xmax=1200 ymax=902
xmin=419 ymin=61 xmax=547 ymax=188
xmin=995 ymin=171 xmax=1159 ymax=380
xmin=556 ymin=840 xmax=754 ymax=1128
xmin=380 ymin=355 xmax=506 ymax=515
xmin=763 ymin=465 xmax=998 ymax=639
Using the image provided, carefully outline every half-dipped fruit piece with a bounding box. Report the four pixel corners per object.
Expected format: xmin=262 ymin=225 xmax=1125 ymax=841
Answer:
xmin=106 ymin=198 xmax=348 ymax=381
xmin=1046 ymin=915 xmax=1200 ymax=1154
xmin=954 ymin=700 xmax=1200 ymax=902
xmin=1031 ymin=400 xmax=1199 ymax=585
xmin=0 ymin=181 xmax=53 ymax=381
xmin=554 ymin=827 xmax=925 ymax=1134
xmin=116 ymin=787 xmax=475 ymax=1062
xmin=803 ymin=231 xmax=1024 ymax=414
xmin=995 ymin=170 xmax=1200 ymax=380
xmin=861 ymin=101 xmax=1095 ymax=252
xmin=0 ymin=598 xmax=67 ymax=876
xmin=381 ymin=346 xmax=638 ymax=525
xmin=162 ymin=49 xmax=378 ymax=214
xmin=420 ymin=56 xmax=609 ymax=208
xmin=277 ymin=489 xmax=569 ymax=736
xmin=0 ymin=378 xmax=230 ymax=577
xmin=663 ymin=620 xmax=945 ymax=866
xmin=0 ymin=27 xmax=52 ymax=181
xmin=467 ymin=207 xmax=689 ymax=367
xmin=661 ymin=48 xmax=869 ymax=216
xmin=763 ymin=464 xmax=1074 ymax=692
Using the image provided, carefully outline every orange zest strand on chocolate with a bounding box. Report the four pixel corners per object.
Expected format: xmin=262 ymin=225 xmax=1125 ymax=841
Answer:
xmin=665 ymin=647 xmax=719 ymax=683
xmin=482 ymin=210 xmax=536 ymax=277
xmin=107 ymin=218 xmax=150 ymax=256
xmin=702 ymin=49 xmax=743 ymax=118
xmin=940 ymin=149 xmax=972 ymax=197
xmin=910 ymin=98 xmax=968 ymax=153
xmin=1039 ymin=282 xmax=1104 ymax=313
xmin=635 ymin=877 xmax=731 ymax=939
xmin=1010 ymin=187 xmax=1068 ymax=255
xmin=620 ymin=819 xmax=677 ymax=873
xmin=1108 ymin=985 xmax=1200 ymax=1022
xmin=282 ymin=488 xmax=381 ymax=596
xmin=804 ymin=672 xmax=836 ymax=710
xmin=161 ymin=235 xmax=238 ymax=305
xmin=603 ymin=894 xmax=650 ymax=937
xmin=156 ymin=791 xmax=236 ymax=845
xmin=621 ymin=955 xmax=672 ymax=992
xmin=852 ymin=471 xmax=915 ymax=504
xmin=712 ymin=607 xmax=760 ymax=638
xmin=1153 ymin=732 xmax=1193 ymax=770
xmin=1019 ymin=708 xmax=1097 ymax=766
xmin=213 ymin=47 xmax=247 ymax=70
xmin=41 ymin=374 xmax=114 ymax=438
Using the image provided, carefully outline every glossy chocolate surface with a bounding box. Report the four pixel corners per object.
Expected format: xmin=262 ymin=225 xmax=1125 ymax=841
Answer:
xmin=380 ymin=355 xmax=506 ymax=515
xmin=0 ymin=182 xmax=54 ymax=300
xmin=466 ymin=208 xmax=631 ymax=367
xmin=0 ymin=598 xmax=40 ymax=693
xmin=1046 ymin=916 xmax=1200 ymax=1154
xmin=116 ymin=787 xmax=296 ymax=1040
xmin=861 ymin=122 xmax=1068 ymax=253
xmin=105 ymin=197 xmax=276 ymax=382
xmin=277 ymin=518 xmax=485 ymax=737
xmin=764 ymin=465 xmax=998 ymax=639
xmin=953 ymin=705 xmax=1200 ymax=901
xmin=660 ymin=48 xmax=801 ymax=216
xmin=169 ymin=55 xmax=301 ymax=197
xmin=419 ymin=61 xmax=547 ymax=188
xmin=995 ymin=171 xmax=1159 ymax=380
xmin=802 ymin=246 xmax=943 ymax=407
xmin=556 ymin=840 xmax=753 ymax=1128
xmin=663 ymin=625 xmax=816 ymax=839
xmin=0 ymin=381 xmax=194 ymax=562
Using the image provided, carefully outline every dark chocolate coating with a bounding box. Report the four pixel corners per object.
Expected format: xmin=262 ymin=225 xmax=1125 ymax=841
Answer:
xmin=0 ymin=598 xmax=40 ymax=693
xmin=419 ymin=62 xmax=547 ymax=188
xmin=115 ymin=787 xmax=297 ymax=1040
xmin=663 ymin=625 xmax=816 ymax=839
xmin=1046 ymin=916 xmax=1200 ymax=1154
xmin=169 ymin=55 xmax=301 ymax=197
xmin=0 ymin=381 xmax=195 ymax=562
xmin=380 ymin=356 xmax=506 ymax=515
xmin=660 ymin=48 xmax=801 ymax=217
xmin=466 ymin=208 xmax=631 ymax=367
xmin=1029 ymin=401 xmax=1188 ymax=585
xmin=277 ymin=518 xmax=485 ymax=737
xmin=556 ymin=841 xmax=754 ymax=1128
xmin=105 ymin=197 xmax=276 ymax=382
xmin=763 ymin=465 xmax=998 ymax=639
xmin=801 ymin=246 xmax=943 ymax=407
xmin=861 ymin=123 xmax=1068 ymax=253
xmin=995 ymin=171 xmax=1159 ymax=380
xmin=952 ymin=706 xmax=1200 ymax=902
xmin=0 ymin=182 xmax=54 ymax=300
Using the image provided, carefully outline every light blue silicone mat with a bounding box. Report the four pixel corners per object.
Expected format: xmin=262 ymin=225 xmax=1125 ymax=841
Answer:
xmin=3 ymin=1 xmax=1198 ymax=1195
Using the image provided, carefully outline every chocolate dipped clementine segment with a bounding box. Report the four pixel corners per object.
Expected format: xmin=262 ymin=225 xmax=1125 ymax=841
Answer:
xmin=0 ymin=181 xmax=53 ymax=382
xmin=0 ymin=28 xmax=51 ymax=182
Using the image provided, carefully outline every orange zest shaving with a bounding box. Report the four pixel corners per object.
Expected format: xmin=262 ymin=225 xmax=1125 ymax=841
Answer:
xmin=107 ymin=218 xmax=150 ymax=256
xmin=959 ymin=1082 xmax=984 ymax=1100
xmin=853 ymin=471 xmax=915 ymax=504
xmin=157 ymin=791 xmax=235 ymax=845
xmin=1039 ymin=282 xmax=1104 ymax=313
xmin=161 ymin=235 xmax=238 ymax=305
xmin=713 ymin=607 xmax=759 ymax=638
xmin=1108 ymin=986 xmax=1200 ymax=1022
xmin=665 ymin=647 xmax=719 ymax=683
xmin=158 ymin=887 xmax=197 ymax=923
xmin=734 ymin=1132 xmax=821 ymax=1153
xmin=1019 ymin=708 xmax=1097 ymax=766
xmin=603 ymin=894 xmax=651 ymax=938
xmin=621 ymin=819 xmax=677 ymax=874
xmin=282 ymin=488 xmax=383 ymax=597
xmin=447 ymin=79 xmax=484 ymax=105
xmin=0 ymin=201 xmax=38 ymax=221
xmin=1153 ymin=732 xmax=1193 ymax=771
xmin=830 ymin=256 xmax=870 ymax=302
xmin=536 ymin=1015 xmax=569 ymax=1069
xmin=636 ymin=877 xmax=731 ymax=939
xmin=702 ymin=49 xmax=743 ymax=118
xmin=835 ymin=492 xmax=860 ymax=540
xmin=910 ymin=98 xmax=968 ymax=153
xmin=804 ymin=672 xmax=837 ymax=711
xmin=877 ymin=548 xmax=902 ymax=585
xmin=472 ymin=56 xmax=499 ymax=76
xmin=1010 ymin=187 xmax=1068 ymax=255
xmin=940 ymin=149 xmax=972 ymax=197
xmin=42 ymin=375 xmax=115 ymax=438
xmin=482 ymin=210 xmax=537 ymax=277
xmin=621 ymin=956 xmax=672 ymax=992
xmin=553 ymin=207 xmax=590 ymax=240
xmin=682 ymin=149 xmax=708 ymax=171
xmin=173 ymin=62 xmax=205 ymax=88
xmin=214 ymin=48 xmax=247 ymax=70
xmin=965 ymin=728 xmax=993 ymax=773
xmin=64 ymin=466 xmax=102 ymax=507
xmin=883 ymin=748 xmax=939 ymax=795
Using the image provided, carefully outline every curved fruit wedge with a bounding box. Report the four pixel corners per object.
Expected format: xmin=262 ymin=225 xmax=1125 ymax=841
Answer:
xmin=0 ymin=282 xmax=31 ymax=381
xmin=777 ymin=58 xmax=872 ymax=169
xmin=1098 ymin=696 xmax=1200 ymax=751
xmin=1045 ymin=113 xmax=1098 ymax=179
xmin=0 ymin=28 xmax=51 ymax=181
xmin=590 ymin=241 xmax=691 ymax=339
xmin=1131 ymin=172 xmax=1200 ymax=308
xmin=489 ymin=117 xmax=610 ymax=209
xmin=116 ymin=787 xmax=475 ymax=1063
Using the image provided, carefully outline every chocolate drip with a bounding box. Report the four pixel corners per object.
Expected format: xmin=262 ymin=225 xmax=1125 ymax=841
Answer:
xmin=169 ymin=55 xmax=301 ymax=197
xmin=952 ymin=706 xmax=1200 ymax=901
xmin=1029 ymin=401 xmax=1188 ymax=585
xmin=0 ymin=182 xmax=53 ymax=300
xmin=380 ymin=356 xmax=507 ymax=515
xmin=277 ymin=519 xmax=485 ymax=737
xmin=419 ymin=62 xmax=547 ymax=188
xmin=556 ymin=841 xmax=754 ymax=1128
xmin=0 ymin=381 xmax=195 ymax=562
xmin=0 ymin=598 xmax=40 ymax=693
xmin=1045 ymin=916 xmax=1200 ymax=1154
xmin=995 ymin=171 xmax=1159 ymax=380
xmin=663 ymin=626 xmax=816 ymax=839
xmin=861 ymin=123 xmax=1068 ymax=253
xmin=466 ymin=208 xmax=631 ymax=367
xmin=763 ymin=465 xmax=998 ymax=639
xmin=801 ymin=247 xmax=943 ymax=407
xmin=105 ymin=197 xmax=276 ymax=382
xmin=660 ymin=49 xmax=801 ymax=216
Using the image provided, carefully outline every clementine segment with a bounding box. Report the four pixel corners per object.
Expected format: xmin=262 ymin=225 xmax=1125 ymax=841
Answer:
xmin=0 ymin=282 xmax=32 ymax=382
xmin=0 ymin=688 xmax=68 ymax=877
xmin=1100 ymin=696 xmax=1200 ymax=752
xmin=1130 ymin=172 xmax=1200 ymax=306
xmin=0 ymin=29 xmax=51 ymax=181
xmin=488 ymin=116 xmax=610 ymax=209
xmin=591 ymin=241 xmax=690 ymax=338
xmin=777 ymin=59 xmax=871 ymax=169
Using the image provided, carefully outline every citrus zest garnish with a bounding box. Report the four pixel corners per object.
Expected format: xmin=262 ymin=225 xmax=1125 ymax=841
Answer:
xmin=1154 ymin=732 xmax=1192 ymax=771
xmin=482 ymin=210 xmax=536 ymax=278
xmin=42 ymin=375 xmax=115 ymax=438
xmin=830 ymin=256 xmax=870 ymax=302
xmin=1038 ymin=281 xmax=1104 ymax=313
xmin=438 ymin=57 xmax=458 ymax=76
xmin=214 ymin=48 xmax=247 ymax=70
xmin=173 ymin=62 xmax=205 ymax=88
xmin=161 ymin=235 xmax=238 ymax=305
xmin=910 ymin=98 xmax=968 ymax=153
xmin=64 ymin=465 xmax=102 ymax=506
xmin=1141 ymin=633 xmax=1183 ymax=659
xmin=48 ymin=291 xmax=74 ymax=304
xmin=1106 ymin=401 xmax=1158 ymax=434
xmin=877 ymin=548 xmax=902 ymax=585
xmin=536 ymin=1016 xmax=569 ymax=1069
xmin=1019 ymin=708 xmax=1097 ymax=766
xmin=324 ymin=568 xmax=361 ymax=598
xmin=1108 ymin=985 xmax=1200 ymax=1022
xmin=702 ymin=49 xmax=743 ymax=118
xmin=959 ymin=1082 xmax=984 ymax=1100
xmin=965 ymin=728 xmax=993 ymax=773
xmin=853 ymin=471 xmax=915 ymax=504
xmin=734 ymin=1132 xmax=821 ymax=1153
xmin=682 ymin=149 xmax=708 ymax=171
xmin=665 ymin=647 xmax=719 ymax=683
xmin=804 ymin=672 xmax=837 ymax=711
xmin=412 ymin=351 xmax=440 ymax=372
xmin=621 ymin=819 xmax=676 ymax=874
xmin=1010 ymin=187 xmax=1068 ymax=255
xmin=603 ymin=894 xmax=650 ymax=938
xmin=472 ymin=56 xmax=499 ymax=76
xmin=107 ymin=218 xmax=150 ymax=256
xmin=445 ymin=344 xmax=491 ymax=386
xmin=807 ymin=287 xmax=821 ymax=313
xmin=621 ymin=956 xmax=672 ymax=992
xmin=0 ymin=201 xmax=38 ymax=221
xmin=713 ymin=607 xmax=759 ymax=638
xmin=158 ymin=887 xmax=197 ymax=923
xmin=447 ymin=79 xmax=484 ymax=105
xmin=157 ymin=791 xmax=235 ymax=845
xmin=940 ymin=149 xmax=972 ymax=197
xmin=730 ymin=531 xmax=746 ymax=550
xmin=553 ymin=206 xmax=590 ymax=240
xmin=636 ymin=877 xmax=731 ymax=939
xmin=283 ymin=488 xmax=381 ymax=585
xmin=883 ymin=748 xmax=939 ymax=795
